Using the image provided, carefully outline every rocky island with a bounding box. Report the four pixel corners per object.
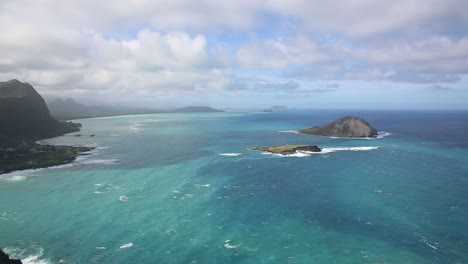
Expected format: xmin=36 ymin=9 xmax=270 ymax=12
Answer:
xmin=0 ymin=79 xmax=93 ymax=174
xmin=251 ymin=145 xmax=321 ymax=155
xmin=300 ymin=116 xmax=378 ymax=138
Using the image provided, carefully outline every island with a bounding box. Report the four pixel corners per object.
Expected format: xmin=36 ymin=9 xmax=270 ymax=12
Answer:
xmin=0 ymin=79 xmax=93 ymax=174
xmin=251 ymin=145 xmax=321 ymax=155
xmin=299 ymin=116 xmax=378 ymax=138
xmin=173 ymin=106 xmax=224 ymax=113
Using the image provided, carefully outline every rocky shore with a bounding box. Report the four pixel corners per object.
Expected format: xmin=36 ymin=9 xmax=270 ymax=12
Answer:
xmin=251 ymin=145 xmax=322 ymax=155
xmin=0 ymin=249 xmax=22 ymax=264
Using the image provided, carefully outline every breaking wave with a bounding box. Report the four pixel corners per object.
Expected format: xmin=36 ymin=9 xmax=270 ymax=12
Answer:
xmin=261 ymin=146 xmax=379 ymax=157
xmin=220 ymin=153 xmax=242 ymax=157
xmin=278 ymin=130 xmax=300 ymax=134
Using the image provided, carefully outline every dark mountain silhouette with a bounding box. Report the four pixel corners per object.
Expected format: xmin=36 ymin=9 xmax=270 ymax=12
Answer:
xmin=0 ymin=79 xmax=79 ymax=147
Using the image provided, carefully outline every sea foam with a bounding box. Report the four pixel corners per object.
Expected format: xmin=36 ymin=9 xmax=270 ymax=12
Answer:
xmin=3 ymin=247 xmax=49 ymax=264
xmin=119 ymin=243 xmax=134 ymax=249
xmin=329 ymin=131 xmax=392 ymax=140
xmin=82 ymin=159 xmax=118 ymax=165
xmin=224 ymin=240 xmax=241 ymax=249
xmin=220 ymin=153 xmax=242 ymax=157
xmin=320 ymin=146 xmax=379 ymax=153
xmin=261 ymin=146 xmax=379 ymax=157
xmin=278 ymin=130 xmax=300 ymax=134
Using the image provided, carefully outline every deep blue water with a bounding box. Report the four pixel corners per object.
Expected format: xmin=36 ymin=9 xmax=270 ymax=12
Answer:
xmin=1 ymin=110 xmax=467 ymax=263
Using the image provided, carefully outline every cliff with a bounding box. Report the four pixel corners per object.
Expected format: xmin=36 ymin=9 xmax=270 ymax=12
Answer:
xmin=0 ymin=249 xmax=22 ymax=264
xmin=300 ymin=116 xmax=378 ymax=138
xmin=0 ymin=80 xmax=79 ymax=146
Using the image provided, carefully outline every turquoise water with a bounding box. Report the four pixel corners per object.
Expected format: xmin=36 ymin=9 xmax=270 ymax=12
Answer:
xmin=1 ymin=110 xmax=468 ymax=263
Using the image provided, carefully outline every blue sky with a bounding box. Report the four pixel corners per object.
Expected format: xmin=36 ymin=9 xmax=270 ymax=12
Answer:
xmin=0 ymin=0 xmax=467 ymax=109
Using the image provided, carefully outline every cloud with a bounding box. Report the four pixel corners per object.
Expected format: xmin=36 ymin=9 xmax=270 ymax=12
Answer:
xmin=267 ymin=0 xmax=468 ymax=37
xmin=427 ymin=85 xmax=454 ymax=91
xmin=0 ymin=0 xmax=467 ymax=107
xmin=92 ymin=29 xmax=217 ymax=71
xmin=224 ymin=76 xmax=300 ymax=92
xmin=386 ymin=72 xmax=460 ymax=84
xmin=325 ymin=84 xmax=340 ymax=88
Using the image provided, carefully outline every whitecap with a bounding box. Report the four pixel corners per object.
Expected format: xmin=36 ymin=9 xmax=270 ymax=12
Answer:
xmin=128 ymin=122 xmax=144 ymax=133
xmin=320 ymin=146 xmax=379 ymax=153
xmin=120 ymin=243 xmax=134 ymax=249
xmin=22 ymin=255 xmax=49 ymax=264
xmin=415 ymin=232 xmax=438 ymax=250
xmin=0 ymin=169 xmax=41 ymax=182
xmin=278 ymin=130 xmax=299 ymax=134
xmin=97 ymin=146 xmax=110 ymax=150
xmin=329 ymin=131 xmax=391 ymax=140
xmin=96 ymin=247 xmax=106 ymax=250
xmin=220 ymin=153 xmax=242 ymax=157
xmin=119 ymin=196 xmax=129 ymax=202
xmin=376 ymin=131 xmax=392 ymax=139
xmin=260 ymin=146 xmax=378 ymax=158
xmin=3 ymin=247 xmax=49 ymax=264
xmin=224 ymin=240 xmax=241 ymax=249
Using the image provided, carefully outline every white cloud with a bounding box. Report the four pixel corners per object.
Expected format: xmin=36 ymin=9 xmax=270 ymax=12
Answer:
xmin=0 ymin=0 xmax=468 ymax=106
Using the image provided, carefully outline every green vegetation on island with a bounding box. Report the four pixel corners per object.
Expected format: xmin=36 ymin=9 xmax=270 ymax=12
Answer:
xmin=300 ymin=116 xmax=378 ymax=138
xmin=0 ymin=142 xmax=93 ymax=174
xmin=251 ymin=145 xmax=321 ymax=155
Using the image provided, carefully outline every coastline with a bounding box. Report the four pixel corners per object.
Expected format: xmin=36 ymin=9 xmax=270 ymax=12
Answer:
xmin=0 ymin=143 xmax=94 ymax=175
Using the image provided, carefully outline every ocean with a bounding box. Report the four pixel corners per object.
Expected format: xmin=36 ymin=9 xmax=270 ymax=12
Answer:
xmin=1 ymin=110 xmax=467 ymax=264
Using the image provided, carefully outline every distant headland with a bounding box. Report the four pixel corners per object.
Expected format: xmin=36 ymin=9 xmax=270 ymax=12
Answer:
xmin=300 ymin=116 xmax=378 ymax=138
xmin=172 ymin=106 xmax=223 ymax=113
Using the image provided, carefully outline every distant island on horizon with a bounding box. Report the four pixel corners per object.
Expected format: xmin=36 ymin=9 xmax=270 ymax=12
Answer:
xmin=47 ymin=98 xmax=224 ymax=120
xmin=172 ymin=106 xmax=224 ymax=113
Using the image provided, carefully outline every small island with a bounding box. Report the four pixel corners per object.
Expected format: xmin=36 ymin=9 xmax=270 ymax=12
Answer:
xmin=251 ymin=145 xmax=321 ymax=155
xmin=300 ymin=116 xmax=378 ymax=138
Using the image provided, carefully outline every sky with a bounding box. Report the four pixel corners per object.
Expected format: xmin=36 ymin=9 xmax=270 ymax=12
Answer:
xmin=1 ymin=0 xmax=468 ymax=109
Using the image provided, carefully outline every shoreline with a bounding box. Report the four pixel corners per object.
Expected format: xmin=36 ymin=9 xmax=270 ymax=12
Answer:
xmin=0 ymin=143 xmax=94 ymax=175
